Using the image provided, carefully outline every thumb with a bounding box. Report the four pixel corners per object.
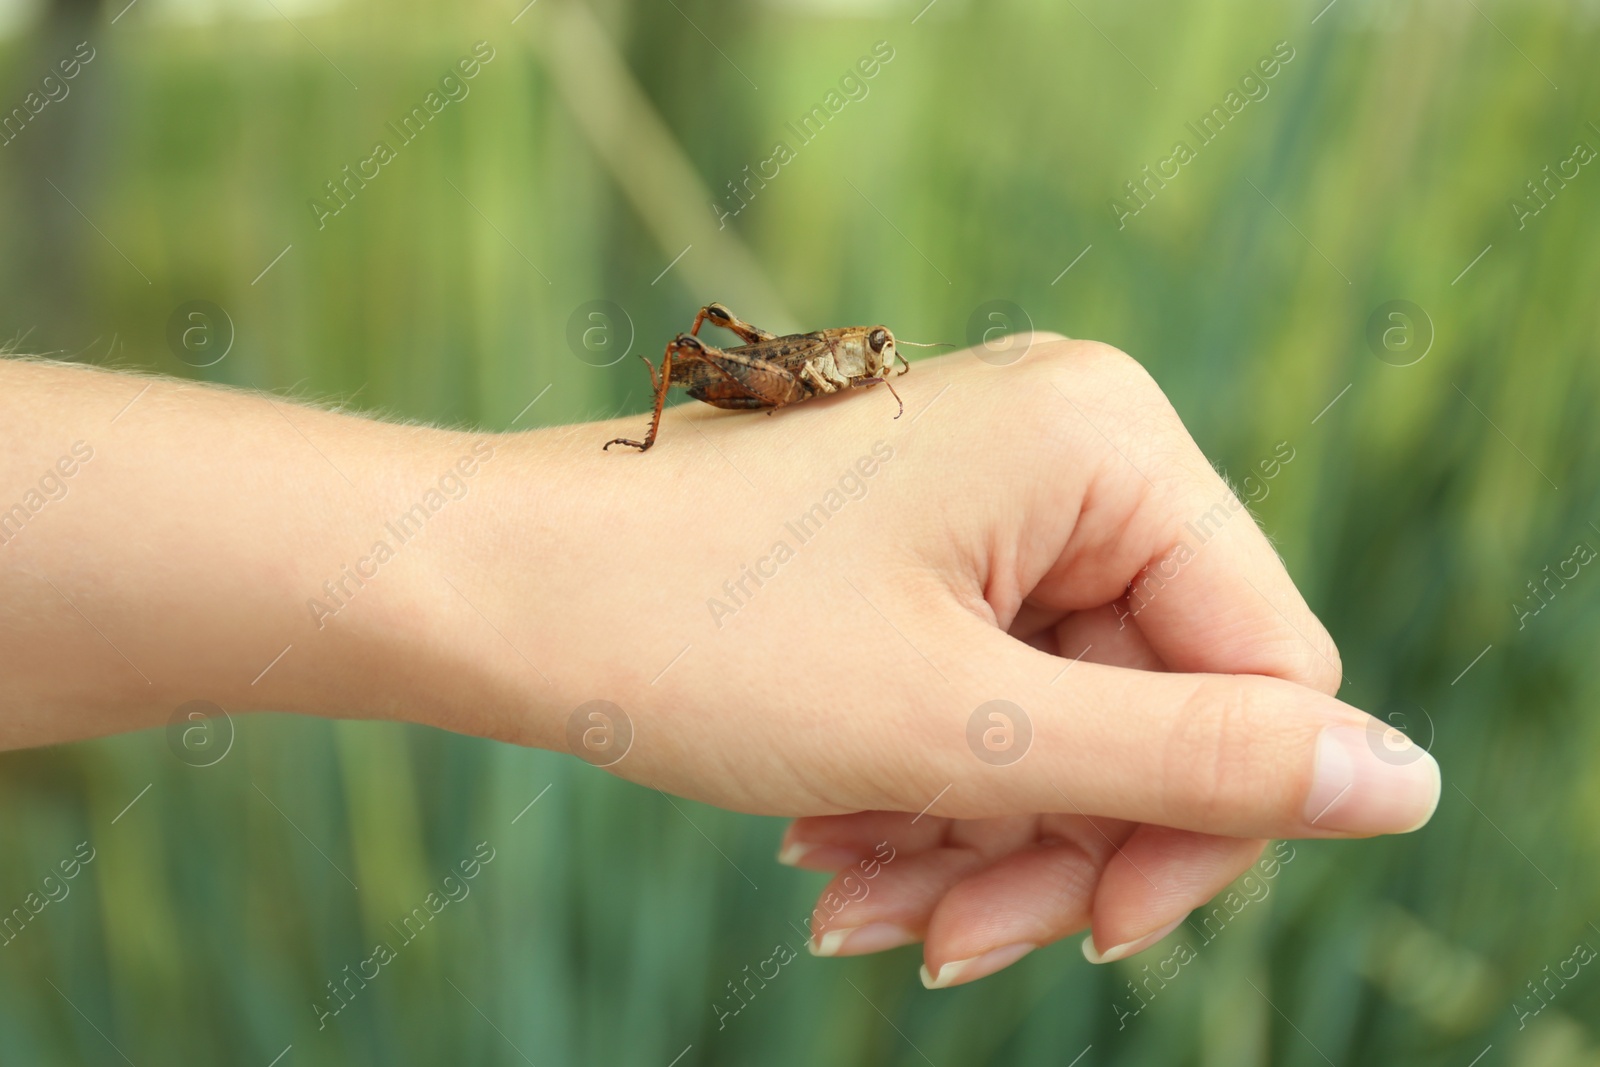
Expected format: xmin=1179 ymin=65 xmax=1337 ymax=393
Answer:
xmin=922 ymin=619 xmax=1441 ymax=840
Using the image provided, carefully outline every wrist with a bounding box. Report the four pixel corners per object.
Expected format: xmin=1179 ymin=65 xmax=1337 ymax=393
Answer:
xmin=347 ymin=425 xmax=576 ymax=750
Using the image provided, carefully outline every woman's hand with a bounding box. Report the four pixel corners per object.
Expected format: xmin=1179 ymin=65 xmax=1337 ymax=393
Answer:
xmin=454 ymin=334 xmax=1440 ymax=986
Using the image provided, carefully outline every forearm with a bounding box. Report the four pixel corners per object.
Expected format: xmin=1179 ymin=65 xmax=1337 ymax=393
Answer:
xmin=0 ymin=359 xmax=556 ymax=749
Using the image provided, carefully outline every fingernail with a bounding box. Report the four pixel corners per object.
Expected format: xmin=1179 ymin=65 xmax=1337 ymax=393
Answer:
xmin=1304 ymin=723 xmax=1441 ymax=834
xmin=809 ymin=923 xmax=917 ymax=957
xmin=918 ymin=942 xmax=1036 ymax=989
xmin=776 ymin=842 xmax=861 ymax=870
xmin=1081 ymin=916 xmax=1184 ymax=965
xmin=777 ymin=841 xmax=813 ymax=866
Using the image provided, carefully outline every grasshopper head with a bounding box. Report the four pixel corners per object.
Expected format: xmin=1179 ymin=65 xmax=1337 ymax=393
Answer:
xmin=865 ymin=326 xmax=898 ymax=377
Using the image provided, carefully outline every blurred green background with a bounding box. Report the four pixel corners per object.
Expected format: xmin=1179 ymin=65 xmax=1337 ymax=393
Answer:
xmin=2 ymin=0 xmax=1598 ymax=1062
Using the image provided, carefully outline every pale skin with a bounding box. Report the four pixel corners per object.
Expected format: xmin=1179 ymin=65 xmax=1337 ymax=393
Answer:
xmin=0 ymin=336 xmax=1440 ymax=988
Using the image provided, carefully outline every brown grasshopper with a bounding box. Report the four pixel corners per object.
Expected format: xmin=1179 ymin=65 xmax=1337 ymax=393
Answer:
xmin=603 ymin=303 xmax=942 ymax=452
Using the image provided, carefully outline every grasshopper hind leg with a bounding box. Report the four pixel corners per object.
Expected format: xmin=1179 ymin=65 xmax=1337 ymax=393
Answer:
xmin=603 ymin=336 xmax=700 ymax=452
xmin=691 ymin=303 xmax=777 ymax=346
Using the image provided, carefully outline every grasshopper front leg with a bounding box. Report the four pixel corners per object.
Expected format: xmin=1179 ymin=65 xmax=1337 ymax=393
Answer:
xmin=854 ymin=375 xmax=905 ymax=418
xmin=691 ymin=303 xmax=777 ymax=345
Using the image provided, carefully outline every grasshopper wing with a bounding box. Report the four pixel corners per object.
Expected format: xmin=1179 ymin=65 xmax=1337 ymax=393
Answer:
xmin=687 ymin=346 xmax=810 ymax=410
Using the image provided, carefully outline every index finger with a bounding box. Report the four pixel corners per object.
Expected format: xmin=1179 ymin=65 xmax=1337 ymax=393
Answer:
xmin=1039 ymin=341 xmax=1343 ymax=693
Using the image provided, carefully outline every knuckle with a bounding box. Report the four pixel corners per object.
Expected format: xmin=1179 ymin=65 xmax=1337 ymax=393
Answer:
xmin=1025 ymin=337 xmax=1140 ymax=378
xmin=1027 ymin=339 xmax=1173 ymax=427
xmin=1261 ymin=618 xmax=1344 ymax=695
xmin=1167 ymin=677 xmax=1264 ymax=826
xmin=1081 ymin=340 xmax=1150 ymax=382
xmin=1014 ymin=339 xmax=1179 ymax=470
xmin=1324 ymin=643 xmax=1345 ymax=690
xmin=1063 ymin=339 xmax=1158 ymax=391
xmin=1299 ymin=630 xmax=1344 ymax=696
xmin=1305 ymin=639 xmax=1344 ymax=697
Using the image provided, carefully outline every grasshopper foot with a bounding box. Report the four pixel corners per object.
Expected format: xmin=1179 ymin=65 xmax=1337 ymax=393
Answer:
xmin=862 ymin=376 xmax=905 ymax=419
xmin=603 ymin=438 xmax=651 ymax=452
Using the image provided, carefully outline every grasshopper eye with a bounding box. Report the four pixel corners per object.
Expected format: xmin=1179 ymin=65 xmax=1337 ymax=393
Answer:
xmin=869 ymin=328 xmax=888 ymax=352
